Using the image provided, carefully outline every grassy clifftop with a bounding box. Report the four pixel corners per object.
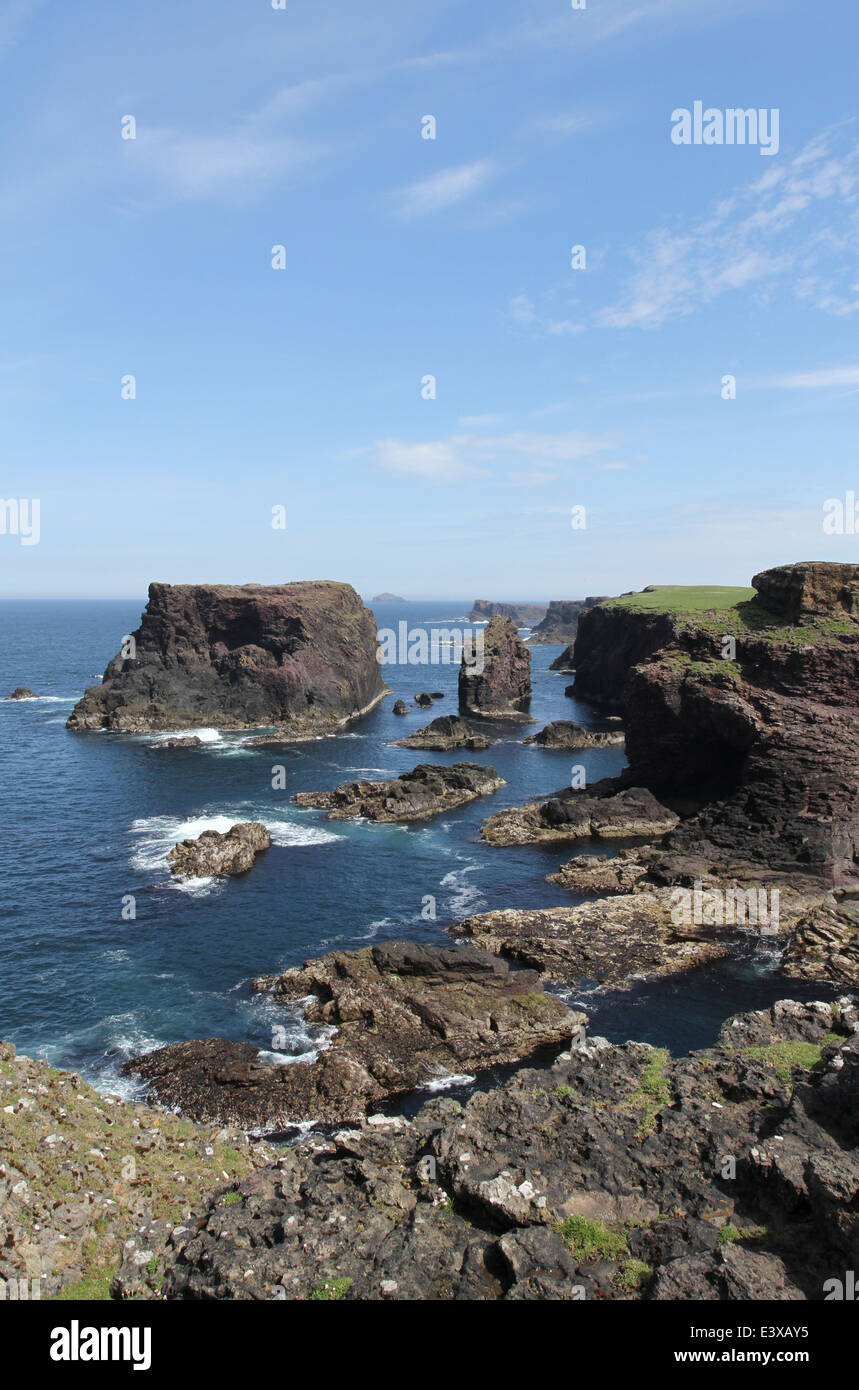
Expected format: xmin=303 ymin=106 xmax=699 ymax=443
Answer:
xmin=604 ymin=585 xmax=755 ymax=614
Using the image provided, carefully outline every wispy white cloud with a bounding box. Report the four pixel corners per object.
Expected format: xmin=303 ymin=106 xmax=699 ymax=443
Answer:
xmin=131 ymin=126 xmax=317 ymax=200
xmin=372 ymin=429 xmax=620 ymax=483
xmin=391 ymin=160 xmax=500 ymax=218
xmin=761 ymin=365 xmax=859 ymax=391
xmin=596 ymin=128 xmax=859 ymax=329
xmin=510 ymin=293 xmax=584 ymax=336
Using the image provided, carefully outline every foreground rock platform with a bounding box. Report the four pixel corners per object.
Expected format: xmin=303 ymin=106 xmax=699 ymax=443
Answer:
xmin=116 ymin=998 xmax=859 ymax=1300
xmin=124 ymin=943 xmax=582 ymax=1129
xmin=67 ymin=580 xmax=389 ymax=735
xmin=167 ymin=822 xmax=271 ymax=878
xmin=295 ymin=762 xmax=504 ymax=822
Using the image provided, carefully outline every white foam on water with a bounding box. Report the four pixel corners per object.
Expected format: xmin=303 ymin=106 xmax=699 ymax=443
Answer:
xmin=441 ymin=861 xmax=485 ymax=918
xmin=3 ymin=694 xmax=77 ymax=704
xmin=128 ymin=808 xmax=342 ymax=893
xmin=421 ymin=1071 xmax=476 ymax=1093
xmin=147 ymin=727 xmax=223 ymax=745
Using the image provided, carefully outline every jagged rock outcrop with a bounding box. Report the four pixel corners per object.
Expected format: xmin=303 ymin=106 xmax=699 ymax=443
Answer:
xmin=571 ymin=564 xmax=859 ymax=887
xmin=550 ymin=647 xmax=575 ymax=672
xmin=524 ymin=720 xmax=624 ymax=750
xmin=528 ymin=598 xmax=608 ymax=645
xmin=459 ymin=615 xmax=532 ymax=719
xmin=124 ymin=943 xmax=582 ymax=1129
xmin=391 ymin=715 xmax=492 ymax=751
xmin=66 ymin=581 xmax=389 ymax=734
xmin=167 ymin=822 xmax=271 ymax=878
xmin=155 ymin=735 xmax=204 ymax=750
xmin=468 ymin=600 xmax=548 ymax=626
xmin=6 ymin=687 xmax=36 ymax=700
xmin=295 ymin=762 xmax=504 ymax=822
xmin=116 ymin=999 xmax=859 ymax=1301
xmin=480 ymin=783 xmax=678 ymax=847
xmin=392 ymin=699 xmax=409 ymax=715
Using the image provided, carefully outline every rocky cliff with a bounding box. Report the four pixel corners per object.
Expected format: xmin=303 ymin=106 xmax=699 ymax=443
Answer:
xmin=529 ymin=597 xmax=609 ymax=645
xmin=573 ymin=564 xmax=859 ymax=885
xmin=459 ymin=615 xmax=532 ymax=718
xmin=468 ymin=599 xmax=548 ymax=625
xmin=66 ymin=581 xmax=389 ymax=734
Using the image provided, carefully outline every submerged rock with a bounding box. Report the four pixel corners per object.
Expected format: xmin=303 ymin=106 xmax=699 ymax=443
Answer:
xmin=118 ymin=998 xmax=859 ymax=1301
xmin=167 ymin=822 xmax=271 ymax=878
xmin=415 ymin=692 xmax=434 ymax=708
xmin=295 ymin=762 xmax=504 ymax=822
xmin=524 ymin=720 xmax=624 ymax=750
xmin=66 ymin=580 xmax=389 ymax=735
xmin=459 ymin=615 xmax=532 ymax=719
xmin=154 ymin=735 xmax=204 ymax=749
xmin=391 ymin=715 xmax=493 ymax=751
xmin=480 ymin=784 xmax=678 ymax=846
xmin=124 ymin=943 xmax=582 ymax=1129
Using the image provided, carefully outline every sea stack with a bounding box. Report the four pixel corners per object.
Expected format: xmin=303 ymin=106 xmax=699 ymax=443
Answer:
xmin=66 ymin=581 xmax=389 ymax=734
xmin=459 ymin=614 xmax=532 ymax=718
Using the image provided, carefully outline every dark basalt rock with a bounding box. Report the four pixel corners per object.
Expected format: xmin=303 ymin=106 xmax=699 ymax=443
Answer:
xmin=295 ymin=762 xmax=504 ymax=822
xmin=118 ymin=998 xmax=859 ymax=1301
xmin=66 ymin=580 xmax=389 ymax=735
xmin=167 ymin=822 xmax=271 ymax=878
xmin=550 ymin=646 xmax=575 ymax=672
xmin=391 ymin=715 xmax=493 ymax=751
xmin=459 ymin=615 xmax=532 ymax=719
xmin=528 ymin=598 xmax=608 ymax=646
xmin=154 ymin=735 xmax=204 ymax=749
xmin=415 ymin=693 xmax=434 ymax=708
xmin=7 ymin=687 xmax=36 ymax=700
xmin=123 ymin=943 xmax=582 ymax=1129
xmin=392 ymin=699 xmax=409 ymax=715
xmin=481 ymin=783 xmax=678 ymax=847
xmin=468 ymin=600 xmax=548 ymax=626
xmin=524 ymin=720 xmax=624 ymax=750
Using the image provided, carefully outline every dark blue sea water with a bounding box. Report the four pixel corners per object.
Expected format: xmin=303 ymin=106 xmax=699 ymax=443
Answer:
xmin=0 ymin=598 xmax=837 ymax=1108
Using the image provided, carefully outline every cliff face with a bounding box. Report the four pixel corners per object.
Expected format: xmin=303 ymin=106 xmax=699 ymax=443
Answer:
xmin=459 ymin=615 xmax=532 ymax=718
xmin=572 ymin=565 xmax=859 ymax=886
xmin=571 ymin=605 xmax=678 ymax=707
xmin=529 ymin=597 xmax=609 ymax=646
xmin=468 ymin=599 xmax=547 ymax=625
xmin=67 ymin=581 xmax=388 ymax=734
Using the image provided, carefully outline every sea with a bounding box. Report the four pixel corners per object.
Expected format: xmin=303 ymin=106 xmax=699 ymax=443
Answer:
xmin=0 ymin=597 xmax=838 ymax=1114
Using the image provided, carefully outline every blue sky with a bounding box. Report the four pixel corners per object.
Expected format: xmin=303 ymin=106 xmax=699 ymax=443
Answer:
xmin=1 ymin=0 xmax=858 ymax=600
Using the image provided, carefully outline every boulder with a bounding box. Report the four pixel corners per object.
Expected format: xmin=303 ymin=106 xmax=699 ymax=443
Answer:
xmin=392 ymin=700 xmax=409 ymax=715
xmin=7 ymin=687 xmax=35 ymax=700
xmin=167 ymin=822 xmax=271 ymax=878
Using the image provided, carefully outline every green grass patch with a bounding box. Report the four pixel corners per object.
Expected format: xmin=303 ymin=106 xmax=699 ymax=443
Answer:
xmin=618 ymin=1048 xmax=671 ymax=1139
xmin=309 ymin=1277 xmax=353 ymax=1301
xmin=742 ymin=1035 xmax=840 ymax=1082
xmin=605 ymin=586 xmax=755 ymax=615
xmin=556 ymin=1216 xmax=629 ymax=1263
xmin=615 ymin=1258 xmax=653 ymax=1292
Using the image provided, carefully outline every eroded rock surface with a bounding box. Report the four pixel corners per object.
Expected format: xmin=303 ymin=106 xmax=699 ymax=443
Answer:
xmin=524 ymin=720 xmax=624 ymax=750
xmin=124 ymin=943 xmax=582 ymax=1129
xmin=480 ymin=784 xmax=678 ymax=847
xmin=295 ymin=762 xmax=504 ymax=822
xmin=459 ymin=615 xmax=532 ymax=719
xmin=117 ymin=999 xmax=859 ymax=1301
xmin=529 ymin=598 xmax=609 ymax=646
xmin=167 ymin=822 xmax=271 ymax=878
xmin=391 ymin=715 xmax=493 ymax=751
xmin=7 ymin=687 xmax=36 ymax=700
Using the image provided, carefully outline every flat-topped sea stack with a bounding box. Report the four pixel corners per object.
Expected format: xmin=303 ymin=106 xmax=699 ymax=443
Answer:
xmin=571 ymin=564 xmax=859 ymax=885
xmin=66 ymin=581 xmax=389 ymax=735
xmin=468 ymin=599 xmax=548 ymax=626
xmin=528 ymin=597 xmax=608 ymax=645
xmin=524 ymin=720 xmax=624 ymax=750
xmin=459 ymin=614 xmax=532 ymax=719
